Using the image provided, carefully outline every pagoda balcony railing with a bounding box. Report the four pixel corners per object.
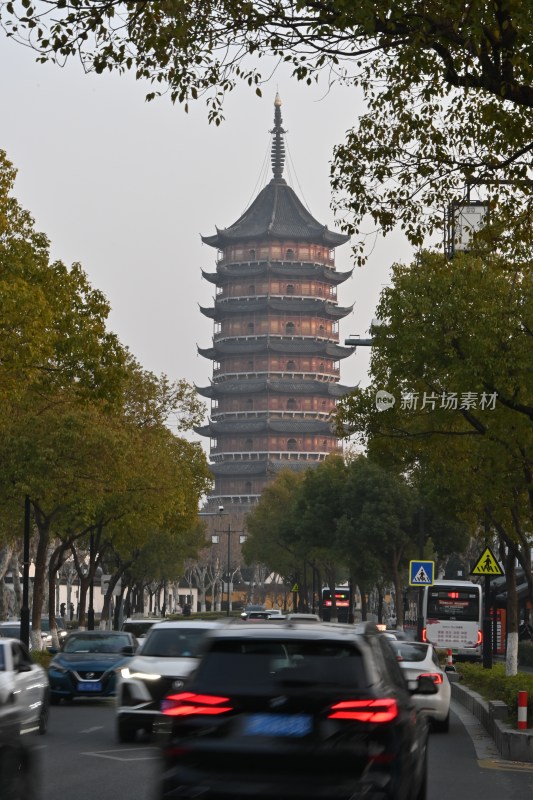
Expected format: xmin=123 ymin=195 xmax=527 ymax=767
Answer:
xmin=209 ymin=410 xmax=334 ymax=421
xmin=207 ymin=493 xmax=261 ymax=505
xmin=215 ymin=292 xmax=337 ymax=303
xmin=215 ymin=257 xmax=336 ymax=269
xmin=210 ymin=450 xmax=339 ymax=463
xmin=213 ymin=332 xmax=339 ymax=345
xmin=211 ymin=369 xmax=339 ymax=381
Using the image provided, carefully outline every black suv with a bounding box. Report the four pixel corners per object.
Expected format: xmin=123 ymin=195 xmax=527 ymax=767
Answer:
xmin=157 ymin=621 xmax=435 ymax=800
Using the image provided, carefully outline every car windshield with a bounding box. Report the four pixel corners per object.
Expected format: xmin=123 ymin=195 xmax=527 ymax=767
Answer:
xmin=0 ymin=626 xmax=20 ymax=638
xmin=392 ymin=642 xmax=430 ymax=663
xmin=63 ymin=634 xmax=131 ymax=654
xmin=122 ymin=621 xmax=157 ymax=638
xmin=40 ymin=618 xmax=66 ymax=632
xmin=194 ymin=638 xmax=368 ymax=690
xmin=140 ymin=627 xmax=209 ymax=657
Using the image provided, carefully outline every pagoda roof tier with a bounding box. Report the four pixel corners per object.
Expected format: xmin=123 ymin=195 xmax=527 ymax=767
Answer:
xmin=201 ymin=263 xmax=353 ymax=285
xmin=197 ymin=339 xmax=355 ymax=360
xmin=195 ymin=418 xmax=334 ymax=437
xmin=202 ymin=179 xmax=349 ymax=249
xmin=209 ymin=459 xmax=316 ymax=477
xmin=200 ymin=297 xmax=354 ymax=320
xmin=196 ymin=378 xmax=353 ymax=399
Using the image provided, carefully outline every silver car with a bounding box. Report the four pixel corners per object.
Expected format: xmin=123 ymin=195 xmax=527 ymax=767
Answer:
xmin=390 ymin=640 xmax=451 ymax=732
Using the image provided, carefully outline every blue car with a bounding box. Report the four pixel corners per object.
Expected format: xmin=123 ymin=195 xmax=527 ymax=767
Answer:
xmin=48 ymin=630 xmax=137 ymax=704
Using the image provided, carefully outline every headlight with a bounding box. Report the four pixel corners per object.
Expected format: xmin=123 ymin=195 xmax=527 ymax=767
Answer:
xmin=120 ymin=667 xmax=161 ymax=680
xmin=50 ymin=663 xmax=69 ymax=674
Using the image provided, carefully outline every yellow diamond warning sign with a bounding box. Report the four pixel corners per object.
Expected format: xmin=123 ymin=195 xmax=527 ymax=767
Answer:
xmin=471 ymin=546 xmax=503 ymax=576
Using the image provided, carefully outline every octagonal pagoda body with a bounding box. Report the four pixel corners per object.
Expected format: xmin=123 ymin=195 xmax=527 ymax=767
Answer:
xmin=196 ymin=96 xmax=355 ymax=508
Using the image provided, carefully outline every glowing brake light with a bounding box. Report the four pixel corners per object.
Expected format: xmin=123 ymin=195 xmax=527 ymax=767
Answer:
xmin=161 ymin=692 xmax=233 ymax=717
xmin=477 ymin=630 xmax=483 ymax=645
xmin=328 ymin=698 xmax=398 ymax=723
xmin=419 ymin=672 xmax=443 ymax=685
xmin=421 ymin=628 xmax=427 ymax=642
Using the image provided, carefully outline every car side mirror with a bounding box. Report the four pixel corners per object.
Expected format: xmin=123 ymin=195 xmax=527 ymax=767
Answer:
xmin=121 ymin=645 xmax=135 ymax=655
xmin=413 ymin=675 xmax=438 ymax=695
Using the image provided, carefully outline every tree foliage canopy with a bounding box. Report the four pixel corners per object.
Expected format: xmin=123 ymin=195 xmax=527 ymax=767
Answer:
xmin=2 ymin=1 xmax=533 ymax=259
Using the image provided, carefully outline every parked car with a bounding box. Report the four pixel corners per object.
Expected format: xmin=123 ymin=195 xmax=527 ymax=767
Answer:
xmin=0 ymin=621 xmax=38 ymax=651
xmin=116 ymin=620 xmax=223 ymax=743
xmin=390 ymin=640 xmax=451 ymax=732
xmin=0 ymin=637 xmax=49 ymax=734
xmin=48 ymin=630 xmax=137 ymax=704
xmin=120 ymin=617 xmax=160 ymax=639
xmin=157 ymin=621 xmax=435 ymax=800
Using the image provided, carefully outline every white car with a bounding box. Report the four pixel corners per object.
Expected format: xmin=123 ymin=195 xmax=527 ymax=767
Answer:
xmin=115 ymin=620 xmax=222 ymax=743
xmin=0 ymin=638 xmax=49 ymax=734
xmin=390 ymin=640 xmax=451 ymax=732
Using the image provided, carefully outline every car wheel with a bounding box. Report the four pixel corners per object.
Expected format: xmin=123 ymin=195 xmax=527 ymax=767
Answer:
xmin=117 ymin=716 xmax=137 ymax=744
xmin=433 ymin=712 xmax=450 ymax=733
xmin=38 ymin=692 xmax=50 ymax=735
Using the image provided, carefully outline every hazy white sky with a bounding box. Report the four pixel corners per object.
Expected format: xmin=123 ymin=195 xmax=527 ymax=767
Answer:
xmin=1 ymin=36 xmax=414 ymax=446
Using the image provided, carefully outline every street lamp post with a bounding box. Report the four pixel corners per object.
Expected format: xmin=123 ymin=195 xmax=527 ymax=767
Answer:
xmin=211 ymin=523 xmax=246 ymax=616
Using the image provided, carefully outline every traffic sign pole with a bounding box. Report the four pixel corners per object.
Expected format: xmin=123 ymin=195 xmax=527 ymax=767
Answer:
xmin=483 ymin=574 xmax=493 ymax=669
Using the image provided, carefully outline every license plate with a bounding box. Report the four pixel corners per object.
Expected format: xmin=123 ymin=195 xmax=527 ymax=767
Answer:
xmin=78 ymin=681 xmax=102 ymax=692
xmin=244 ymin=713 xmax=312 ymax=737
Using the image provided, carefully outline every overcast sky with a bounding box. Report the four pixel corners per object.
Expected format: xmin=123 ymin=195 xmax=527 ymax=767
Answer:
xmin=1 ymin=36 xmax=414 ymax=446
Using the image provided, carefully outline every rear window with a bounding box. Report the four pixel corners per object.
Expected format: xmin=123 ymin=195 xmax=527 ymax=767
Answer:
xmin=194 ymin=638 xmax=367 ymax=690
xmin=140 ymin=628 xmax=209 ymax=657
xmin=122 ymin=620 xmax=157 ymax=638
xmin=392 ymin=642 xmax=429 ymax=663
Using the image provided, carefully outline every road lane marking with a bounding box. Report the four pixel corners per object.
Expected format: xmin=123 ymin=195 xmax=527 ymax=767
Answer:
xmin=80 ymin=726 xmax=105 ymax=733
xmin=82 ymin=747 xmax=160 ymax=762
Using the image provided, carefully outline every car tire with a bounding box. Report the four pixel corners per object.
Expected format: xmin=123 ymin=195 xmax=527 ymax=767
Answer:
xmin=433 ymin=712 xmax=450 ymax=733
xmin=117 ymin=716 xmax=137 ymax=744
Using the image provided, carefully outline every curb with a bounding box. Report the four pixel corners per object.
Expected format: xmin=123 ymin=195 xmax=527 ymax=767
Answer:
xmin=451 ymin=681 xmax=533 ymax=762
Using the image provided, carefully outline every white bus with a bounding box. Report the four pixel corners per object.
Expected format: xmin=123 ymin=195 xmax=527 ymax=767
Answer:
xmin=422 ymin=580 xmax=483 ymax=661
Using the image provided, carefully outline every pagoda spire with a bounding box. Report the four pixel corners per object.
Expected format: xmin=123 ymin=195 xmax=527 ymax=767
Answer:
xmin=270 ymin=93 xmax=286 ymax=181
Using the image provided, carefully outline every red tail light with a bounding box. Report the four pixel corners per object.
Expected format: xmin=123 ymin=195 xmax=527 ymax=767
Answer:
xmin=477 ymin=630 xmax=483 ymax=645
xmin=328 ymin=698 xmax=398 ymax=723
xmin=421 ymin=628 xmax=427 ymax=642
xmin=161 ymin=692 xmax=233 ymax=717
xmin=419 ymin=672 xmax=443 ymax=685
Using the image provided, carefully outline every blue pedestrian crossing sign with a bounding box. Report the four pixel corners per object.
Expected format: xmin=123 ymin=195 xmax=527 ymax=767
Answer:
xmin=409 ymin=560 xmax=435 ymax=586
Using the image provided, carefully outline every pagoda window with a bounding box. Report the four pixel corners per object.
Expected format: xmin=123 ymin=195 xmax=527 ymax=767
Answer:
xmin=286 ymin=248 xmax=295 ymax=260
xmin=245 ymin=481 xmax=252 ymax=493
xmin=246 ymin=398 xmax=253 ymax=410
xmin=247 ymin=322 xmax=255 ymax=334
xmin=249 ymin=249 xmax=256 ymax=260
xmin=287 ymin=438 xmax=297 ymax=450
xmin=260 ymin=247 xmax=269 ymax=259
xmin=322 ymin=439 xmax=328 ymax=448
xmin=286 ymin=360 xmax=296 ymax=371
xmin=319 ymin=362 xmax=325 ymax=372
xmin=286 ymin=284 xmax=295 ymax=294
xmin=248 ymin=284 xmax=255 ymax=295
xmin=319 ymin=324 xmax=325 ymax=334
xmin=245 ymin=438 xmax=253 ymax=450
xmin=286 ymin=321 xmax=296 ymax=335
xmin=287 ymin=398 xmax=297 ymax=410
xmin=247 ymin=360 xmax=254 ymax=370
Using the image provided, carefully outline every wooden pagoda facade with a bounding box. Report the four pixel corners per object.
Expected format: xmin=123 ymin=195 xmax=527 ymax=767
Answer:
xmin=196 ymin=95 xmax=354 ymax=508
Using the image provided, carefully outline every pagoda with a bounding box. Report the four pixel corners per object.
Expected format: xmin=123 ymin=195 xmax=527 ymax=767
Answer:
xmin=196 ymin=95 xmax=355 ymax=508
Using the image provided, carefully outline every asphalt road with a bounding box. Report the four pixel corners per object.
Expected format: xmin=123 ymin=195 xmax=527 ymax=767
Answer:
xmin=27 ymin=698 xmax=533 ymax=800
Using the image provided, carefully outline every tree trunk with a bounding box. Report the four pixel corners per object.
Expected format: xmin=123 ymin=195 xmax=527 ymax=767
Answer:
xmin=505 ymin=548 xmax=519 ymax=676
xmin=31 ymin=507 xmax=50 ymax=650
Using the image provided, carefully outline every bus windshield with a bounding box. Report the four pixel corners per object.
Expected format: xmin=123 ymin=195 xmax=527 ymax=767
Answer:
xmin=426 ymin=587 xmax=480 ymax=622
